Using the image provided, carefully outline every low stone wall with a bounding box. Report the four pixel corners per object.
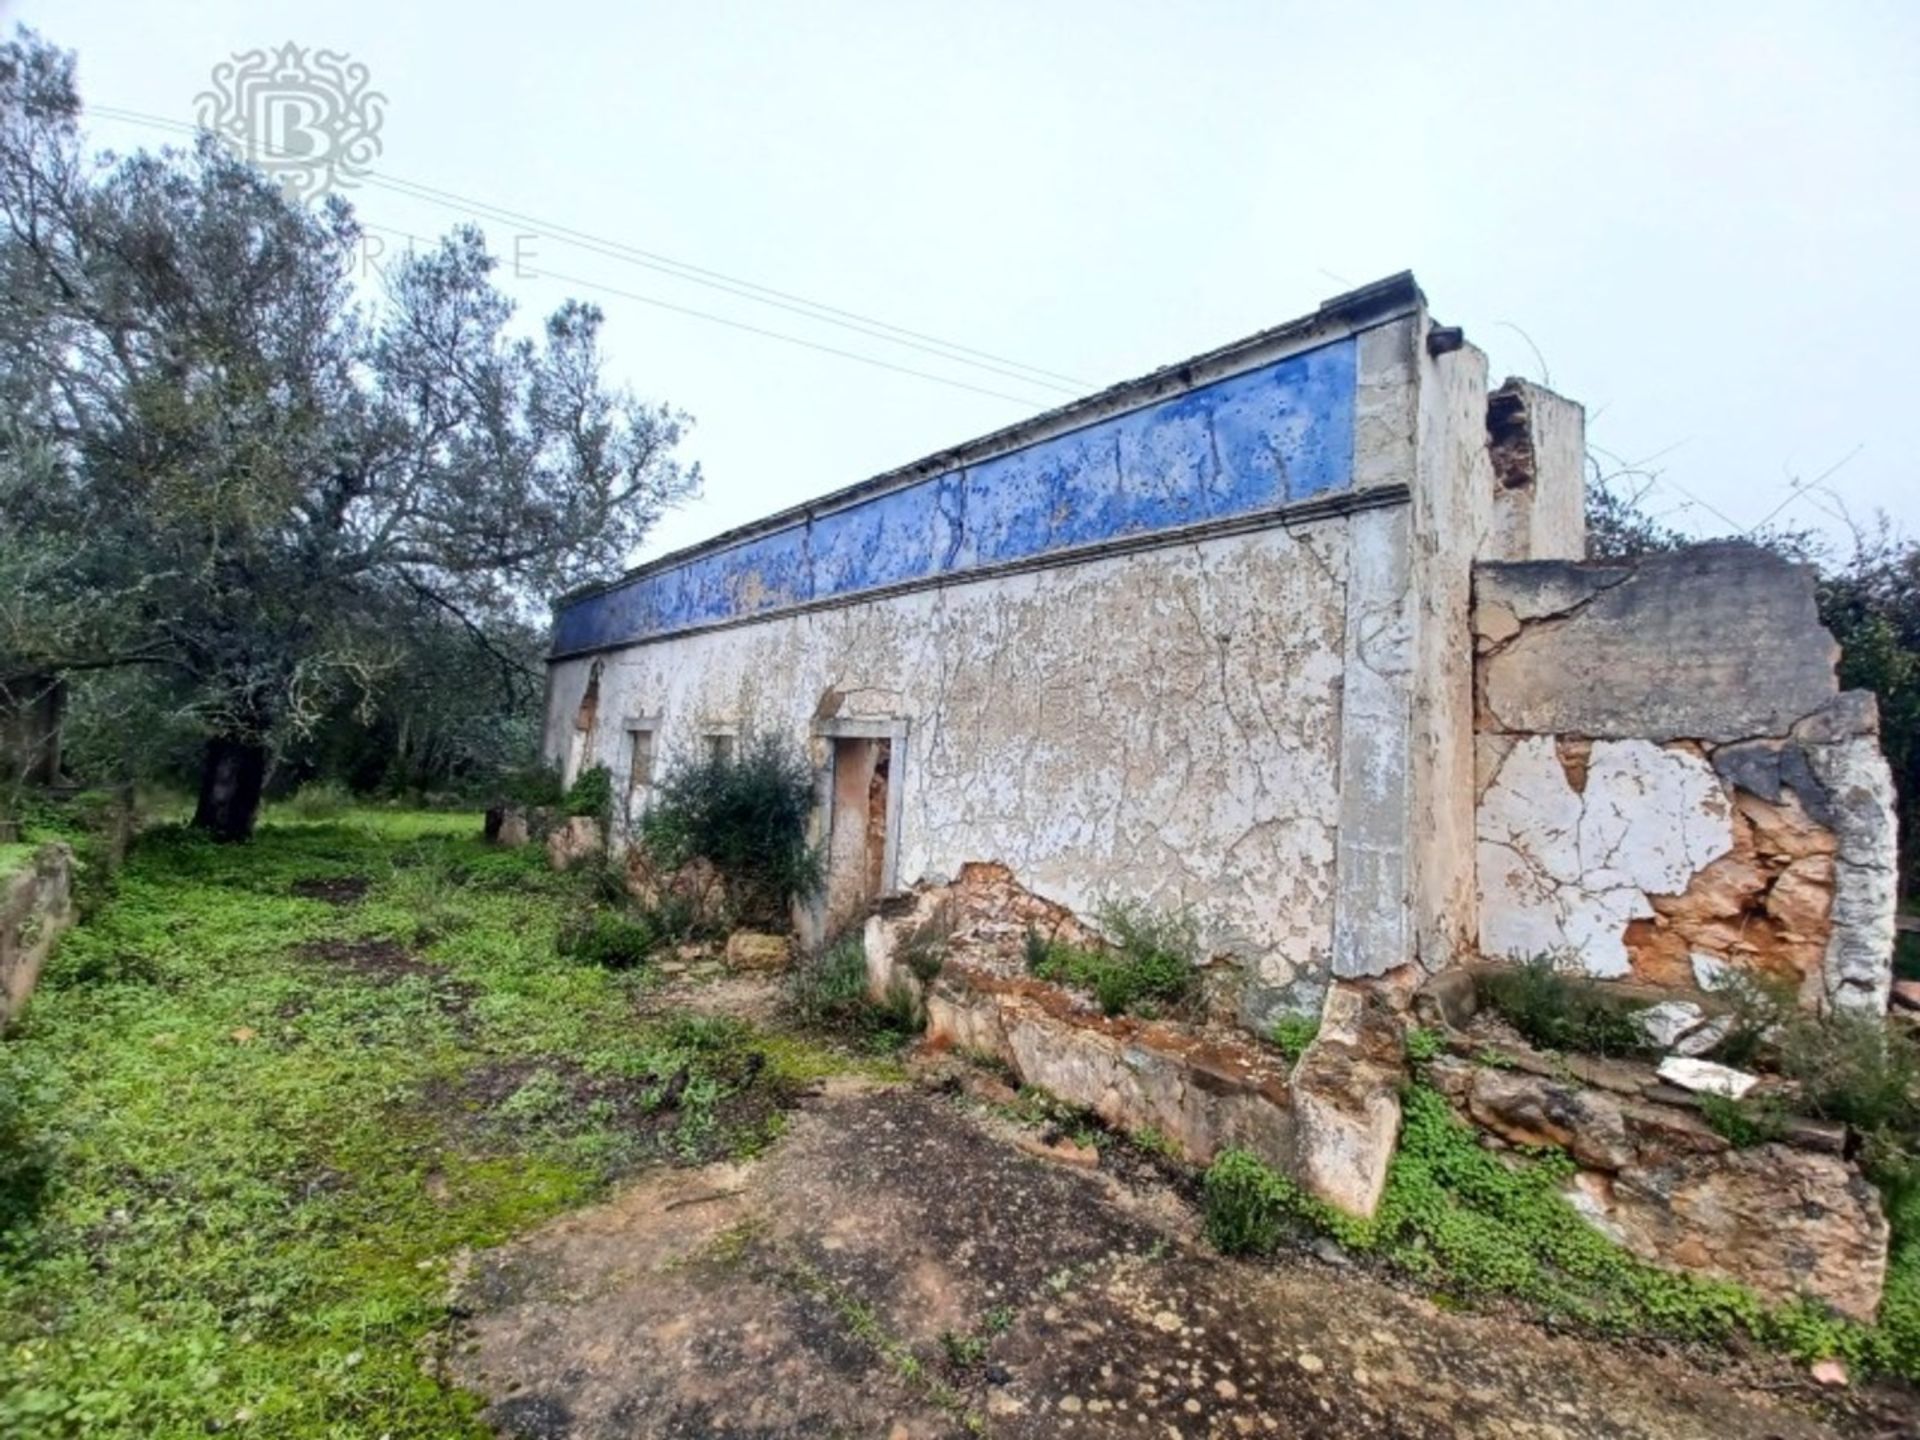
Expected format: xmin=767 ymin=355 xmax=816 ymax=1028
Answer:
xmin=864 ymin=861 xmax=1894 ymax=1320
xmin=1 ymin=843 xmax=75 ymax=1027
xmin=1474 ymin=542 xmax=1898 ymax=1013
xmin=863 ymin=864 xmax=1405 ymax=1217
xmin=1413 ymin=968 xmax=1890 ymax=1321
xmin=863 ymin=871 xmax=1298 ymax=1173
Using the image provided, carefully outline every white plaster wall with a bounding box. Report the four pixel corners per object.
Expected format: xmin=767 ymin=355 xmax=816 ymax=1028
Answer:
xmin=1477 ymin=736 xmax=1735 ymax=977
xmin=1409 ymin=333 xmax=1498 ymax=976
xmin=547 ymin=522 xmax=1355 ymax=1012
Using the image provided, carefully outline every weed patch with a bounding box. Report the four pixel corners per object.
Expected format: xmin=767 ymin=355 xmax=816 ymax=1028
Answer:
xmin=1204 ymin=1084 xmax=1920 ymax=1381
xmin=1024 ymin=899 xmax=1198 ymax=1019
xmin=0 ymin=813 xmax=808 ymax=1437
xmin=1270 ymin=1014 xmax=1319 ymax=1062
xmin=1480 ymin=955 xmax=1653 ymax=1057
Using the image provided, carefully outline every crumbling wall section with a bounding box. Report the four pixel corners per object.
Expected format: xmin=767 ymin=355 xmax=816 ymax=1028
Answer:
xmin=1474 ymin=542 xmax=1897 ymax=1012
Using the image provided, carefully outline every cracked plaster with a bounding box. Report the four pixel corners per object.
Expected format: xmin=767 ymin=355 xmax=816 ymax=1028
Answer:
xmin=1477 ymin=736 xmax=1734 ymax=977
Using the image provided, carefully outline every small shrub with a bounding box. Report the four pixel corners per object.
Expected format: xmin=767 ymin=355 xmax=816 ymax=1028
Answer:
xmin=641 ymin=733 xmax=822 ymax=925
xmin=1697 ymin=1093 xmax=1790 ymax=1149
xmin=1026 ymin=900 xmax=1198 ymax=1018
xmin=1480 ymin=955 xmax=1652 ymax=1057
xmin=1203 ymin=1148 xmax=1309 ymax=1255
xmin=939 ymin=1329 xmax=987 ymax=1368
xmin=284 ymin=781 xmax=353 ymax=820
xmin=1775 ymin=1009 xmax=1920 ymax=1141
xmin=563 ymin=763 xmax=615 ymax=820
xmin=557 ymin=909 xmax=658 ymax=969
xmin=791 ymin=933 xmax=871 ymax=1028
xmin=497 ymin=760 xmax=566 ymax=809
xmin=1270 ymin=1014 xmax=1320 ymax=1063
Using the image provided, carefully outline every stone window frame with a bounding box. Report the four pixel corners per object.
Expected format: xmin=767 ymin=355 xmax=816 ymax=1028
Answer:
xmin=621 ymin=712 xmax=662 ymax=822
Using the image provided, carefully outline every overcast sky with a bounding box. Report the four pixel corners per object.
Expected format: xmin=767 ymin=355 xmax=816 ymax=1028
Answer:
xmin=12 ymin=0 xmax=1918 ymax=564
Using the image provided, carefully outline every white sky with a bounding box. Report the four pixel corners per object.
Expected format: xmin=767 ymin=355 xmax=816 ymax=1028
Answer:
xmin=11 ymin=0 xmax=1919 ymax=563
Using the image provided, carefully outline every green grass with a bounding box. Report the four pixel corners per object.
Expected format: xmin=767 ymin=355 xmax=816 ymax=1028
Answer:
xmin=0 ymin=843 xmax=37 ymax=881
xmin=0 ymin=811 xmax=865 ymax=1438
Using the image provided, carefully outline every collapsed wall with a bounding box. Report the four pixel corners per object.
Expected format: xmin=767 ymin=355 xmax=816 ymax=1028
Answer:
xmin=1473 ymin=542 xmax=1898 ymax=1013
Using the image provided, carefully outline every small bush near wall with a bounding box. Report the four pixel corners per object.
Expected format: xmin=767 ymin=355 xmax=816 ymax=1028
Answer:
xmin=639 ymin=734 xmax=821 ymax=927
xmin=1024 ymin=899 xmax=1198 ymax=1018
xmin=563 ymin=764 xmax=614 ymax=820
xmin=1480 ymin=955 xmax=1654 ymax=1058
xmin=789 ymin=932 xmax=918 ymax=1047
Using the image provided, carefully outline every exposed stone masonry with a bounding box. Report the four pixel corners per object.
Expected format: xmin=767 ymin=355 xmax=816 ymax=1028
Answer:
xmin=1475 ymin=543 xmax=1897 ymax=1013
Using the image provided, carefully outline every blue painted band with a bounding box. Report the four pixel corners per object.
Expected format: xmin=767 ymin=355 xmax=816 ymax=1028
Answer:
xmin=553 ymin=334 xmax=1357 ymax=653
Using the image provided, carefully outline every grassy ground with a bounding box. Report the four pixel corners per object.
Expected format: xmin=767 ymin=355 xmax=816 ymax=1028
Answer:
xmin=0 ymin=812 xmax=865 ymax=1438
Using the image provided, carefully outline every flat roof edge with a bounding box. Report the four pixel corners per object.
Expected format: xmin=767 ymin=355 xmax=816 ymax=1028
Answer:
xmin=554 ymin=270 xmax=1423 ymax=612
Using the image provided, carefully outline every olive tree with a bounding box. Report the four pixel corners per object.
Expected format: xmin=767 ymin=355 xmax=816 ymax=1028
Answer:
xmin=0 ymin=31 xmax=696 ymax=837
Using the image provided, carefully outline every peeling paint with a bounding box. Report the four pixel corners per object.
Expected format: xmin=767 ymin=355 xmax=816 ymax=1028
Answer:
xmin=553 ymin=340 xmax=1358 ymax=653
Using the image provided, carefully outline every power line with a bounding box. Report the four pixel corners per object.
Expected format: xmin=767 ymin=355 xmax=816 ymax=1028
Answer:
xmin=352 ymin=221 xmax=1052 ymax=405
xmin=517 ymin=255 xmax=1054 ymax=407
xmin=87 ymin=102 xmax=1090 ymax=395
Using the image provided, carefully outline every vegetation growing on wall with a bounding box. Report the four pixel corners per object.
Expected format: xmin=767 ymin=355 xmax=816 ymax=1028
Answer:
xmin=1478 ymin=955 xmax=1655 ymax=1058
xmin=1023 ymin=900 xmax=1199 ymax=1018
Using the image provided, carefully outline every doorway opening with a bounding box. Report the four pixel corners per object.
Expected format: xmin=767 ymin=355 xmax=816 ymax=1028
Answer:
xmin=824 ymin=735 xmax=892 ymax=938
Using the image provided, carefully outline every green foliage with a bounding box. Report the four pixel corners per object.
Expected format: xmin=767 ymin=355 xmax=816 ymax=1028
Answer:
xmin=1897 ymin=925 xmax=1920 ymax=984
xmin=1703 ymin=971 xmax=1919 ymax=1180
xmin=791 ymin=933 xmax=871 ymax=1028
xmin=563 ymin=763 xmax=615 ymax=820
xmin=0 ymin=810 xmax=860 ymax=1436
xmin=1404 ymin=1027 xmax=1444 ymax=1064
xmin=0 ymin=32 xmax=697 ymax=839
xmin=640 ymin=733 xmax=822 ymax=926
xmin=1025 ymin=900 xmax=1198 ymax=1018
xmin=556 ymin=909 xmax=659 ymax=970
xmin=1479 ymin=955 xmax=1652 ymax=1057
xmin=494 ymin=760 xmax=566 ymax=810
xmin=283 ymin=780 xmax=353 ymax=821
xmin=1270 ymin=1014 xmax=1320 ymax=1062
xmin=0 ymin=1046 xmax=49 ymax=1245
xmin=1776 ymin=1009 xmax=1920 ymax=1139
xmin=1696 ymin=1093 xmax=1789 ymax=1149
xmin=1205 ymin=1084 xmax=1920 ymax=1381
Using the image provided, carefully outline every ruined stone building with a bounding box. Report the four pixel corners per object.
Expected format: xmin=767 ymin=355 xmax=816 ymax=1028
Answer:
xmin=542 ymin=273 xmax=1897 ymax=1027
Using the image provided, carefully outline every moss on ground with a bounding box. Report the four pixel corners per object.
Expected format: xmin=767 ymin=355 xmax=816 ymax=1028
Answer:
xmin=0 ymin=813 xmax=867 ymax=1438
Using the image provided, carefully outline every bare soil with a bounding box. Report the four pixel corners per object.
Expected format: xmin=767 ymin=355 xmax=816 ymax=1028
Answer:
xmin=448 ymin=1085 xmax=1900 ymax=1440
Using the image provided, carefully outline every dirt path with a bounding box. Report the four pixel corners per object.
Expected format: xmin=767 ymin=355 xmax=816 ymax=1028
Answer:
xmin=448 ymin=1085 xmax=1884 ymax=1440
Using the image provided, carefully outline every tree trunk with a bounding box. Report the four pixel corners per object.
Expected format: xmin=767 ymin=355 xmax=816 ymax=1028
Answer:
xmin=193 ymin=734 xmax=268 ymax=842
